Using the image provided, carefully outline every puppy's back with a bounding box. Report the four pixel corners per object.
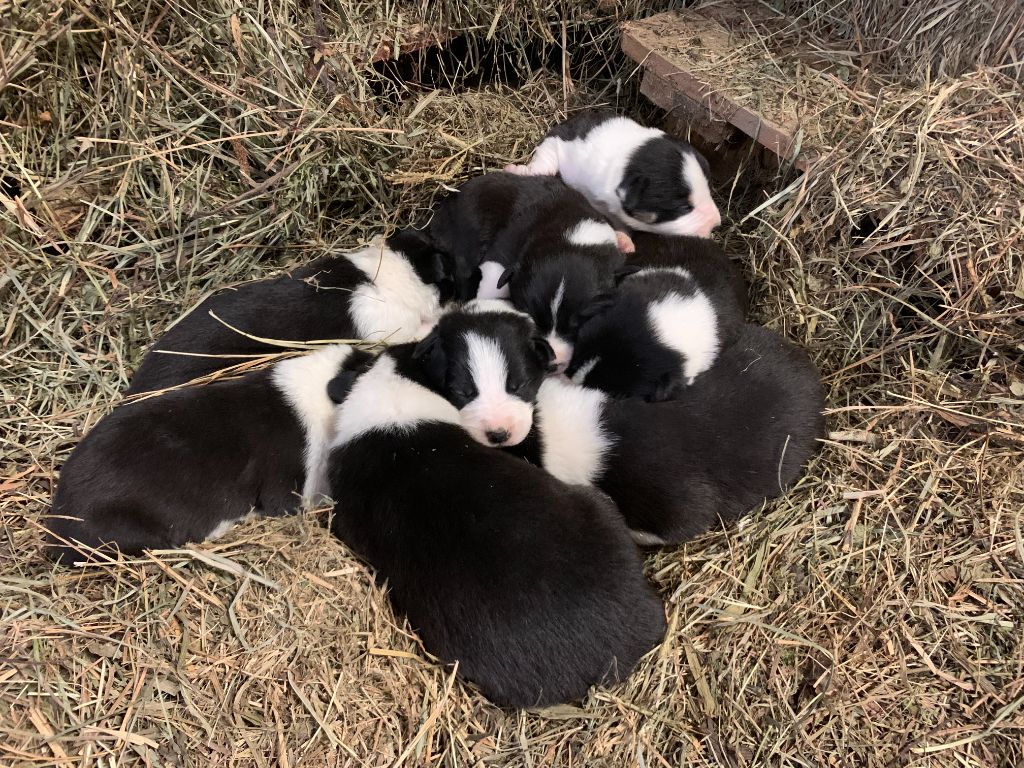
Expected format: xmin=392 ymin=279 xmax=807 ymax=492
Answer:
xmin=602 ymin=324 xmax=825 ymax=542
xmin=329 ymin=421 xmax=665 ymax=708
xmin=49 ymin=370 xmax=305 ymax=562
xmin=128 ymin=255 xmax=365 ymax=394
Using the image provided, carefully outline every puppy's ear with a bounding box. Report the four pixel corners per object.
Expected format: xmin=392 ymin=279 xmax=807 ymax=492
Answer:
xmin=613 ymin=264 xmax=642 ymax=284
xmin=496 ymin=266 xmax=516 ymax=290
xmin=576 ymin=290 xmax=618 ymax=324
xmin=412 ymin=327 xmax=447 ymax=386
xmin=327 ymin=370 xmax=359 ymax=405
xmin=412 ymin=326 xmax=441 ymax=360
xmin=531 ymin=336 xmax=556 ymax=372
xmin=617 ymin=172 xmax=649 ymax=212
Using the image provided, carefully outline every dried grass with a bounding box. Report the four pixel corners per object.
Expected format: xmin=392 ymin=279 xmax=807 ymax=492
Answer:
xmin=2 ymin=0 xmax=1023 ymax=766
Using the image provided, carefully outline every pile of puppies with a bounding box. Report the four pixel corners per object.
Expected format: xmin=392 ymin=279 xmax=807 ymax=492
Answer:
xmin=47 ymin=112 xmax=825 ymax=708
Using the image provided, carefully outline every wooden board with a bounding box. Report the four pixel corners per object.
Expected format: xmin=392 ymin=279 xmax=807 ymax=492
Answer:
xmin=622 ymin=9 xmax=826 ymax=170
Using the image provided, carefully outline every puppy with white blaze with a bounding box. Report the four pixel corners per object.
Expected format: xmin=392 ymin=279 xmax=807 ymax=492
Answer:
xmin=567 ymin=233 xmax=747 ymax=401
xmin=505 ymin=110 xmax=721 ymax=238
xmin=47 ymin=344 xmax=369 ymax=563
xmin=513 ymin=325 xmax=825 ymax=546
xmin=325 ymin=327 xmax=666 ymax=708
xmin=406 ymin=302 xmax=554 ymax=446
xmin=429 ymin=173 xmax=624 ymax=373
xmin=126 ymin=229 xmax=450 ymax=394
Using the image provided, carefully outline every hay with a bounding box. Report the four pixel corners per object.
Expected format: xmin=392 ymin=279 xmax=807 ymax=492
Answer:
xmin=2 ymin=0 xmax=1023 ymax=765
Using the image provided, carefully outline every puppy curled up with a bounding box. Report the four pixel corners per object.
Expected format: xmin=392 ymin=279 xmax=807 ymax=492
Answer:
xmin=326 ymin=305 xmax=665 ymax=708
xmin=127 ymin=229 xmax=450 ymax=394
xmin=506 ymin=110 xmax=721 ymax=238
xmin=47 ymin=344 xmax=369 ymax=563
xmin=429 ymin=173 xmax=625 ymax=372
xmin=568 ymin=233 xmax=747 ymax=401
xmin=514 ymin=324 xmax=826 ymax=546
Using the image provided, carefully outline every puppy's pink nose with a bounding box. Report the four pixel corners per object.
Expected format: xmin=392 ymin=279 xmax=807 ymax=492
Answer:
xmin=694 ymin=205 xmax=722 ymax=237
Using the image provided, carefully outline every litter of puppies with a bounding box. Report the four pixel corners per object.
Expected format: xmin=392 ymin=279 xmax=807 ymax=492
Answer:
xmin=44 ymin=112 xmax=825 ymax=709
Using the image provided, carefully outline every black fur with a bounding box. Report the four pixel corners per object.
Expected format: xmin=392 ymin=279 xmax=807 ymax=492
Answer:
xmin=519 ymin=325 xmax=825 ymax=545
xmin=327 ymin=347 xmax=666 ymax=708
xmin=126 ymin=230 xmax=447 ymax=394
xmin=428 ymin=174 xmax=564 ymax=300
xmin=617 ymin=136 xmax=709 ymax=226
xmin=567 ymin=234 xmax=747 ymax=401
xmin=428 ymin=173 xmax=624 ymax=341
xmin=49 ymin=370 xmax=306 ymax=563
xmin=544 ymin=108 xmax=614 ymax=141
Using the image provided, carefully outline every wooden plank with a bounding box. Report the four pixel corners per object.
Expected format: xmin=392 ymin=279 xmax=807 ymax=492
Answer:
xmin=622 ymin=10 xmax=823 ymax=170
xmin=640 ymin=68 xmax=734 ymax=144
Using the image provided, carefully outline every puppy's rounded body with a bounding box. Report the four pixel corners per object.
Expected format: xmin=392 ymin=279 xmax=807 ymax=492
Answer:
xmin=523 ymin=325 xmax=825 ymax=545
xmin=127 ymin=232 xmax=446 ymax=394
xmin=569 ymin=234 xmax=747 ymax=400
xmin=328 ymin=346 xmax=665 ymax=708
xmin=507 ymin=111 xmax=721 ymax=237
xmin=48 ymin=345 xmax=362 ymax=563
xmin=430 ymin=173 xmax=624 ymax=371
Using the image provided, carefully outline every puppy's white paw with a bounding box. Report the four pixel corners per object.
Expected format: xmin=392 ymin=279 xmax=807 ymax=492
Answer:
xmin=615 ymin=230 xmax=636 ymax=254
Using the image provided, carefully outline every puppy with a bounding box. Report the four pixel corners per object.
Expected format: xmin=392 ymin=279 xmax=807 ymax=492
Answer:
xmin=47 ymin=344 xmax=371 ymax=563
xmin=567 ymin=234 xmax=747 ymax=401
xmin=126 ymin=229 xmax=449 ymax=394
xmin=326 ymin=326 xmax=666 ymax=708
xmin=404 ymin=300 xmax=553 ymax=447
xmin=430 ymin=173 xmax=624 ymax=372
xmin=506 ymin=111 xmax=721 ymax=238
xmin=517 ymin=325 xmax=825 ymax=546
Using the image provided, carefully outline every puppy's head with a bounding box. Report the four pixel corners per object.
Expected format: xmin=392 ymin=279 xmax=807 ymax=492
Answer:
xmin=411 ymin=303 xmax=553 ymax=447
xmin=385 ymin=227 xmax=458 ymax=305
xmin=501 ymin=256 xmax=611 ymax=375
xmin=615 ymin=137 xmax=720 ymax=237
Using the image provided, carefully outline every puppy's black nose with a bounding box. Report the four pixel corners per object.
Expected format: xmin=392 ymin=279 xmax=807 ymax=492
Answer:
xmin=486 ymin=429 xmax=509 ymax=445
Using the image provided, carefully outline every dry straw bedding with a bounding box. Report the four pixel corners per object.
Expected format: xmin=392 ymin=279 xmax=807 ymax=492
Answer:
xmin=2 ymin=0 xmax=1023 ymax=765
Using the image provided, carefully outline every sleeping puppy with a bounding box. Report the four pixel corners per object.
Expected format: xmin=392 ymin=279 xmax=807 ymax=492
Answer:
xmin=430 ymin=173 xmax=624 ymax=372
xmin=47 ymin=344 xmax=371 ymax=563
xmin=515 ymin=325 xmax=825 ymax=546
xmin=126 ymin=229 xmax=450 ymax=394
xmin=567 ymin=234 xmax=747 ymax=401
xmin=407 ymin=300 xmax=553 ymax=447
xmin=505 ymin=110 xmax=721 ymax=238
xmin=325 ymin=319 xmax=666 ymax=708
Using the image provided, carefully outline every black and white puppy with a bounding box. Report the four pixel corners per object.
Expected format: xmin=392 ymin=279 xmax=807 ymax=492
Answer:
xmin=567 ymin=234 xmax=747 ymax=401
xmin=506 ymin=111 xmax=721 ymax=238
xmin=126 ymin=230 xmax=449 ymax=394
xmin=516 ymin=325 xmax=825 ymax=546
xmin=409 ymin=300 xmax=553 ymax=447
xmin=48 ymin=344 xmax=370 ymax=563
xmin=326 ymin=328 xmax=666 ymax=708
xmin=430 ymin=173 xmax=624 ymax=372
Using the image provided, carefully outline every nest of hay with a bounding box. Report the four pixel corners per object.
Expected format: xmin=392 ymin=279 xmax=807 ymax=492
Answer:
xmin=2 ymin=0 xmax=1022 ymax=765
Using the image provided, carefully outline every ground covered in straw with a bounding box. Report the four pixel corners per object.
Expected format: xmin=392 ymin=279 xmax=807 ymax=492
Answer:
xmin=2 ymin=1 xmax=1022 ymax=765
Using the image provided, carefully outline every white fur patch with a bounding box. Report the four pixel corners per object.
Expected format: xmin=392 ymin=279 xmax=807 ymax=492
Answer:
xmin=462 ymin=298 xmax=526 ymax=319
xmin=570 ymin=356 xmax=599 ymax=385
xmin=344 ymin=238 xmax=442 ymax=343
xmin=546 ymin=331 xmax=573 ymax=375
xmin=630 ymin=529 xmax=668 ymax=547
xmin=460 ymin=332 xmax=533 ymax=446
xmin=535 ymin=377 xmax=612 ymax=485
xmin=627 ymin=266 xmax=693 ymax=282
xmin=332 ymin=355 xmax=460 ymax=447
xmin=207 ymin=512 xmax=256 ymax=541
xmin=647 ymin=290 xmax=720 ymax=384
xmin=672 ymin=152 xmax=721 ymax=237
xmin=515 ymin=137 xmax=561 ymax=176
xmin=272 ymin=344 xmax=355 ymax=504
xmin=565 ymin=218 xmax=617 ymax=247
xmin=476 ymin=260 xmax=511 ymax=300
